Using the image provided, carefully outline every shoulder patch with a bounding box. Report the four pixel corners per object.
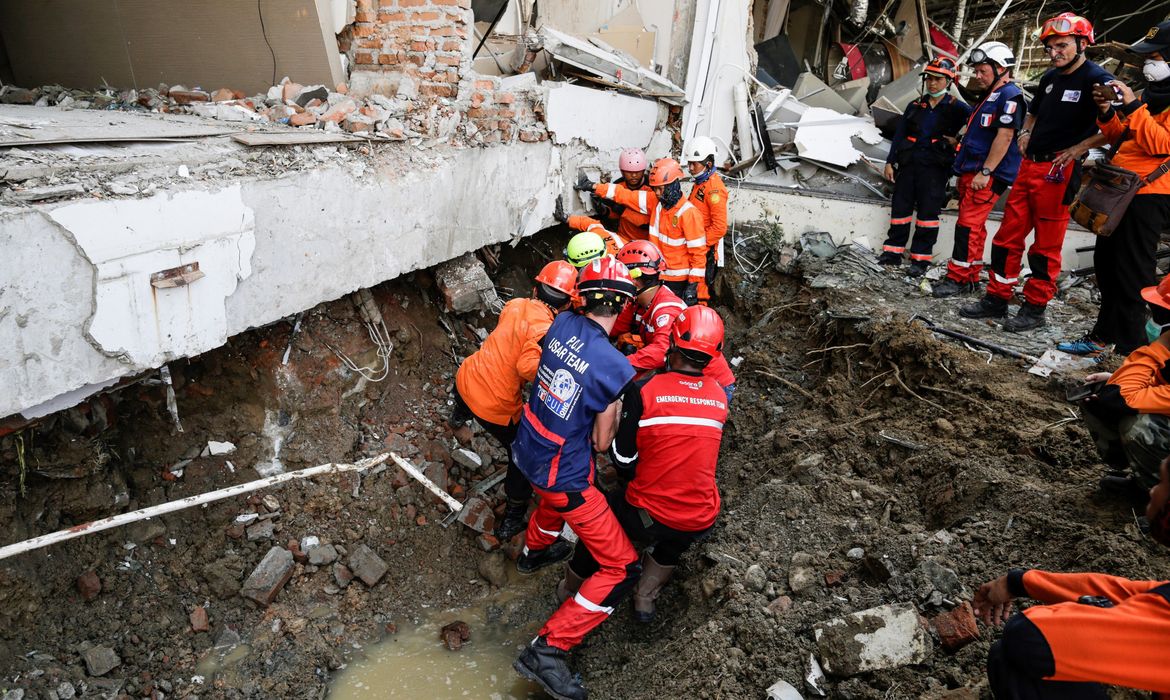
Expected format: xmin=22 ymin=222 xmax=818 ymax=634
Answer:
xmin=709 ymin=193 xmax=722 ymax=204
xmin=1004 ymin=101 xmax=1017 ymax=114
xmin=655 ymin=313 xmax=671 ymax=328
xmin=1046 ymin=84 xmax=1054 ymax=94
xmin=1000 ymin=114 xmax=1013 ymax=124
xmin=986 ymin=91 xmax=1000 ymax=102
xmin=696 ymin=188 xmax=705 ymax=201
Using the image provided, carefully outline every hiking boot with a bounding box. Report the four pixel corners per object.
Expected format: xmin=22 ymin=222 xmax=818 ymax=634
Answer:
xmin=494 ymin=499 xmax=528 ymax=542
xmin=514 ymin=636 xmax=588 ymax=700
xmin=1057 ymin=333 xmax=1107 ymax=357
xmin=907 ymin=260 xmax=930 ymax=278
xmin=959 ymin=295 xmax=1008 ymax=319
xmin=516 ymin=539 xmax=573 ymax=575
xmin=932 ymin=277 xmax=977 ymax=298
xmin=1003 ymin=302 xmax=1047 ymax=332
xmin=1099 ymin=474 xmax=1150 ymax=505
xmin=556 ymin=565 xmax=588 ymax=604
xmin=632 ymin=554 xmax=676 ymax=623
xmin=877 ymin=251 xmax=902 ymax=266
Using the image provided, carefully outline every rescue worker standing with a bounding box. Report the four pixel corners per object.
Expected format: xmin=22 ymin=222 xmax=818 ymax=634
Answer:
xmin=613 ymin=240 xmax=737 ymax=402
xmin=451 ymin=262 xmax=578 ymax=542
xmin=589 ymin=148 xmax=653 ymax=243
xmin=511 ymin=257 xmax=641 ymax=700
xmin=962 ymin=13 xmax=1114 ymax=331
xmin=933 ymin=43 xmax=1026 ymax=298
xmin=582 ymin=158 xmax=707 ymax=306
xmin=972 ymin=458 xmax=1170 ymax=698
xmin=1059 ymin=21 xmax=1170 ymax=357
xmin=682 ymin=136 xmax=730 ymax=303
xmin=878 ymin=57 xmax=971 ymax=277
xmin=558 ymin=306 xmax=729 ymax=623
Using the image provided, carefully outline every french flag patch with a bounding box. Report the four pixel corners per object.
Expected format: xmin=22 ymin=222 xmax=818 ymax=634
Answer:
xmin=980 ymin=113 xmax=993 ymax=127
xmin=1005 ymin=101 xmax=1018 ymax=114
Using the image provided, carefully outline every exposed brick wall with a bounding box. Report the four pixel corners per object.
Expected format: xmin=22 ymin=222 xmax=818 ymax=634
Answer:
xmin=338 ymin=0 xmax=546 ymax=144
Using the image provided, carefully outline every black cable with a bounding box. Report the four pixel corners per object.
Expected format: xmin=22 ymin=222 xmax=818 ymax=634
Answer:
xmin=257 ymin=0 xmax=277 ymax=87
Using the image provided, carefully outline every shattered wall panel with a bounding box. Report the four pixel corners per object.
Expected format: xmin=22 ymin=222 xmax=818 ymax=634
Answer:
xmin=544 ymin=83 xmax=659 ymax=153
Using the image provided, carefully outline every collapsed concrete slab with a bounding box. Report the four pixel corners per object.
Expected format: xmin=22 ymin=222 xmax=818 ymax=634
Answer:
xmin=813 ymin=603 xmax=931 ymax=676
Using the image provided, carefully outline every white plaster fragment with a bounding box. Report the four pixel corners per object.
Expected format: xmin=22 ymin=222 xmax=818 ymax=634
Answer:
xmin=793 ymin=107 xmax=884 ymax=167
xmin=544 ymin=82 xmax=658 ymax=153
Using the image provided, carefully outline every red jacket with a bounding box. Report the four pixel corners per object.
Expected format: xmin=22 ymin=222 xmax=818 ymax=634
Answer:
xmin=612 ymin=368 xmax=727 ymax=531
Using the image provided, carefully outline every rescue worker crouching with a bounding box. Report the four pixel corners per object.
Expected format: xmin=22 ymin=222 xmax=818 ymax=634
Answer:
xmin=682 ymin=136 xmax=730 ymax=303
xmin=553 ymin=195 xmax=623 ymax=262
xmin=933 ymin=42 xmax=1025 ymax=299
xmin=511 ymin=257 xmax=641 ymax=700
xmin=450 ymin=261 xmax=578 ymax=542
xmin=613 ymin=240 xmax=737 ymax=402
xmin=878 ymin=57 xmax=972 ymax=277
xmin=557 ymin=305 xmax=730 ymax=624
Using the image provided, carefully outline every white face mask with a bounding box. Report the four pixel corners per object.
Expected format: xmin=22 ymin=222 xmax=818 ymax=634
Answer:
xmin=1144 ymin=59 xmax=1170 ymax=83
xmin=926 ymin=88 xmax=949 ymax=98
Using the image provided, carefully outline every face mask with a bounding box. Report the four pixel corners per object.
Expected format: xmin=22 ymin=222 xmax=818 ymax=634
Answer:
xmin=926 ymin=88 xmax=948 ymax=98
xmin=1144 ymin=59 xmax=1170 ymax=83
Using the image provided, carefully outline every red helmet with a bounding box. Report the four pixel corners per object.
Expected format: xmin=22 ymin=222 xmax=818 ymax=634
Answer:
xmin=1142 ymin=273 xmax=1170 ymax=310
xmin=616 ymin=240 xmax=664 ymax=280
xmin=671 ymin=305 xmax=725 ymax=359
xmin=1039 ymin=12 xmax=1094 ymax=44
xmin=577 ymin=256 xmax=637 ymax=300
xmin=923 ymin=57 xmax=957 ymax=81
xmin=648 ymin=158 xmax=685 ymax=187
xmin=534 ymin=260 xmax=577 ymax=296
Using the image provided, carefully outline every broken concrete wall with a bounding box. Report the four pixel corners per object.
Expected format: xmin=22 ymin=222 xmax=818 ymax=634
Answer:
xmin=0 ymin=141 xmax=565 ymax=420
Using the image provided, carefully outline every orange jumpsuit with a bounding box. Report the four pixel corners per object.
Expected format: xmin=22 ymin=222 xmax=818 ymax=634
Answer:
xmin=454 ymin=297 xmax=555 ymax=426
xmin=688 ymin=172 xmax=729 ymax=303
xmin=990 ymin=568 xmax=1170 ymax=697
xmin=594 ymin=183 xmax=706 ymax=288
xmin=596 ymin=180 xmax=652 ymax=242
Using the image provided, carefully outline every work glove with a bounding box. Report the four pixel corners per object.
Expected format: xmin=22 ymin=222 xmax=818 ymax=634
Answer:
xmin=683 ymin=282 xmax=699 ymax=306
xmin=574 ymin=173 xmax=596 ymax=193
xmin=590 ymin=194 xmax=612 ymax=219
xmin=619 ymin=343 xmax=638 ymax=356
xmin=553 ymin=195 xmax=568 ymax=224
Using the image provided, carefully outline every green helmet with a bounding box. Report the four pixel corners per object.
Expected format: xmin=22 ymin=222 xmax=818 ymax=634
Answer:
xmin=565 ymin=231 xmax=606 ymax=268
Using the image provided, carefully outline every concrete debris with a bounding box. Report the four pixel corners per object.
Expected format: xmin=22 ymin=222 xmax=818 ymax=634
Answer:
xmin=203 ymin=440 xmax=236 ymax=456
xmin=452 ymin=448 xmax=483 ymax=470
xmin=347 ymin=544 xmax=388 ymax=587
xmin=81 ymin=644 xmax=121 ymax=677
xmin=814 ymin=603 xmax=931 ymax=676
xmin=240 ymin=546 xmax=296 ymax=606
xmin=245 ymin=519 xmax=275 ymax=541
xmin=435 ymin=253 xmax=500 ymax=314
xmin=456 ymin=496 xmax=496 ymax=534
xmin=477 ymin=551 xmax=509 ymax=588
xmin=766 ymin=678 xmax=805 ymax=700
xmin=931 ymin=602 xmax=980 ymax=653
xmin=805 ymin=654 xmax=827 ymax=696
xmin=307 ymin=543 xmax=339 ymax=566
xmin=440 ymin=620 xmax=471 ymax=651
xmin=539 ymin=26 xmax=684 ymax=105
xmin=190 ymin=606 xmax=210 ymax=633
xmin=744 ymin=564 xmax=767 ymax=592
xmin=55 ymin=682 xmax=76 ymax=699
xmin=12 ymin=183 xmax=86 ymax=202
xmin=788 ymin=552 xmax=818 ymax=594
xmin=332 ymin=563 xmax=354 ymax=589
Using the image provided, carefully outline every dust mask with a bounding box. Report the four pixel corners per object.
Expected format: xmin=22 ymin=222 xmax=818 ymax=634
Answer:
xmin=1144 ymin=59 xmax=1170 ymax=83
xmin=926 ymin=88 xmax=948 ymax=98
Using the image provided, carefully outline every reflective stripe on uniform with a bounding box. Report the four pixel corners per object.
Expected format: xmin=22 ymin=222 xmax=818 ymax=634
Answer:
xmin=909 ymin=253 xmax=932 ymax=261
xmin=993 ymin=272 xmax=1017 ymax=284
xmin=716 ymin=238 xmax=725 ymax=266
xmin=951 ymin=258 xmax=975 ymax=267
xmin=604 ymin=183 xmax=617 ymax=199
xmin=573 ymin=592 xmax=615 ymax=615
xmin=663 ymin=267 xmax=706 ymax=278
xmin=636 ymin=190 xmax=649 ymax=214
xmin=612 ymin=448 xmax=638 ymax=464
xmin=638 ymin=416 xmax=725 ymax=430
xmin=535 ymin=523 xmax=563 ymax=537
xmin=915 ymin=219 xmax=940 ymax=228
xmin=890 ymin=216 xmax=913 ymax=225
xmin=883 ymin=245 xmax=905 ymax=253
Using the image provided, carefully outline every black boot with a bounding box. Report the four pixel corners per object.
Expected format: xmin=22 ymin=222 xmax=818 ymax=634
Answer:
xmin=494 ymin=499 xmax=528 ymax=542
xmin=1002 ymin=302 xmax=1046 ymax=332
xmin=516 ymin=539 xmax=573 ymax=575
xmin=906 ymin=260 xmax=930 ymax=278
xmin=959 ymin=295 xmax=1008 ymax=319
xmin=932 ymin=277 xmax=976 ymax=298
xmin=877 ymin=251 xmax=902 ymax=266
xmin=514 ymin=636 xmax=588 ymax=700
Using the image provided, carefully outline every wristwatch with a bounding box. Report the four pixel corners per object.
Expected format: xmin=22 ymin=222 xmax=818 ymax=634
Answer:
xmin=980 ymin=167 xmax=992 ymax=176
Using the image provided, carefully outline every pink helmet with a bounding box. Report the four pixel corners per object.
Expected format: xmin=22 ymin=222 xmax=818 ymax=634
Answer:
xmin=618 ymin=147 xmax=647 ymax=172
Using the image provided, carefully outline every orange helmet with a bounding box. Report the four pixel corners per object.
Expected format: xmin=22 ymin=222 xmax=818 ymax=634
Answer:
xmin=1039 ymin=12 xmax=1094 ymax=44
xmin=671 ymin=305 xmax=725 ymax=360
xmin=1142 ymin=273 xmax=1170 ymax=310
xmin=616 ymin=240 xmax=664 ymax=279
xmin=535 ymin=260 xmax=577 ymax=296
xmin=578 ymin=256 xmax=637 ymax=300
xmin=923 ymin=57 xmax=957 ymax=81
xmin=648 ymin=158 xmax=685 ymax=187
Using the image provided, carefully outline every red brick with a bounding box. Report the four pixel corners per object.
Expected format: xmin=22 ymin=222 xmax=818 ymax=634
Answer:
xmin=467 ymin=107 xmax=495 ymax=118
xmin=481 ymin=131 xmax=502 ymax=143
xmin=378 ymin=53 xmax=402 ymax=65
xmin=352 ymin=24 xmax=378 ymax=37
xmin=519 ymin=128 xmax=546 ymax=142
xmin=398 ymin=0 xmax=426 ymax=5
xmin=379 ymin=11 xmax=406 ymax=20
xmin=289 ymin=112 xmax=317 ymax=126
xmin=415 ymin=10 xmax=441 ymax=20
xmin=356 ymin=0 xmax=374 ymax=8
xmin=494 ymin=91 xmax=514 ymax=104
xmin=495 ymin=108 xmax=515 ymax=118
xmin=470 ymin=92 xmax=484 ymax=107
xmin=931 ymin=602 xmax=980 ymax=653
xmin=429 ymin=25 xmax=457 ymax=36
xmin=358 ymin=38 xmax=384 ymax=49
xmin=355 ymin=10 xmax=376 ymax=21
xmin=378 ymin=0 xmax=394 ymax=5
xmin=473 ymin=79 xmax=496 ymax=90
xmin=436 ymin=55 xmax=461 ymax=66
xmin=189 ymin=606 xmax=210 ymax=633
xmin=354 ymin=52 xmax=376 ymax=65
xmin=77 ymin=571 xmax=102 ymax=601
xmin=410 ymin=40 xmax=433 ymax=51
xmin=824 ymin=570 xmax=846 ymax=587
xmin=420 ymin=84 xmax=457 ymax=97
xmin=441 ymin=40 xmax=463 ymax=51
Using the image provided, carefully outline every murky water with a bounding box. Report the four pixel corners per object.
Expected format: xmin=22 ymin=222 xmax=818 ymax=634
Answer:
xmin=330 ymin=604 xmax=544 ymax=699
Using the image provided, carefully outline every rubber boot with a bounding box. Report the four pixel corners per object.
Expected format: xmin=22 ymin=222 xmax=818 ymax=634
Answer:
xmin=906 ymin=260 xmax=929 ymax=278
xmin=877 ymin=251 xmax=902 ymax=266
xmin=513 ymin=636 xmax=588 ymax=700
xmin=932 ymin=277 xmax=976 ymax=298
xmin=959 ymin=294 xmax=1008 ymax=319
xmin=494 ymin=499 xmax=528 ymax=542
xmin=632 ymin=554 xmax=676 ymax=623
xmin=1002 ymin=302 xmax=1046 ymax=332
xmin=555 ymin=565 xmax=587 ymax=604
xmin=516 ymin=539 xmax=573 ymax=575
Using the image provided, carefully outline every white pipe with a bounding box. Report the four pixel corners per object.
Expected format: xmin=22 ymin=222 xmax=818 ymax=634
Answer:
xmin=390 ymin=453 xmax=463 ymax=513
xmin=0 ymin=453 xmax=390 ymax=562
xmin=733 ymin=81 xmax=755 ymax=163
xmin=681 ymin=0 xmax=724 ymax=147
xmin=956 ymin=0 xmax=1014 ymax=65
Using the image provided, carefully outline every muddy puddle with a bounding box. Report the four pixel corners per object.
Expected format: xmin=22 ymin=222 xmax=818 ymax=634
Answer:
xmin=330 ymin=598 xmax=543 ymax=699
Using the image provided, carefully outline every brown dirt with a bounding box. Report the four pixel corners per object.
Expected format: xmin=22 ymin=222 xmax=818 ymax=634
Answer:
xmin=0 ymin=232 xmax=1165 ymax=699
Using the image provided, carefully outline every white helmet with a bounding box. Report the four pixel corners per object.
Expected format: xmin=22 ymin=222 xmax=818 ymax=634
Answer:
xmin=968 ymin=41 xmax=1015 ymax=69
xmin=682 ymin=136 xmax=719 ymax=164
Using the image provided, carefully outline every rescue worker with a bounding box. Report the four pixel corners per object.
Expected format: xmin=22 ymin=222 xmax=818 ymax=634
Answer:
xmin=553 ymin=196 xmax=623 ymax=260
xmin=1077 ymin=274 xmax=1170 ymax=496
xmin=972 ymin=457 xmax=1170 ymax=698
xmin=878 ymin=58 xmax=972 ymax=277
xmin=613 ymin=240 xmax=737 ymax=402
xmin=1058 ymin=21 xmax=1170 ymax=357
xmin=682 ymin=136 xmax=730 ymax=303
xmin=933 ymin=43 xmax=1026 ymax=298
xmin=581 ymin=158 xmax=707 ymax=306
xmin=558 ymin=305 xmax=729 ymax=623
xmin=962 ymin=13 xmax=1114 ymax=331
xmin=563 ymin=230 xmax=608 ymax=269
xmin=511 ymin=257 xmax=641 ymax=700
xmin=592 ymin=147 xmax=653 ymax=243
xmin=450 ymin=261 xmax=578 ymax=542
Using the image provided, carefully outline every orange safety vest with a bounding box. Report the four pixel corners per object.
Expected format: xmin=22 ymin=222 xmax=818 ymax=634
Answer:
xmin=687 ymin=171 xmax=729 ymax=263
xmin=454 ymin=297 xmax=556 ymax=425
xmin=596 ymin=183 xmax=707 ymax=284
